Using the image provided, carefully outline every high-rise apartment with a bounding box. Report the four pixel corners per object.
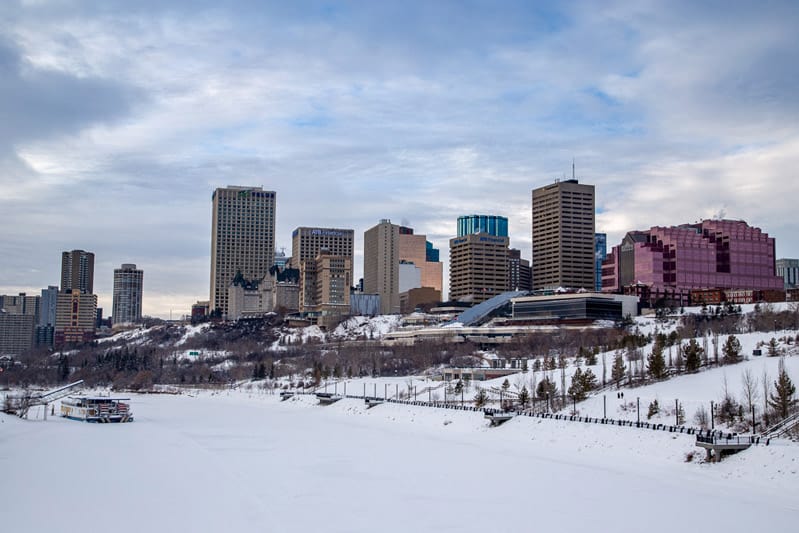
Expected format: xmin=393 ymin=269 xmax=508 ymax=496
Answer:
xmin=449 ymin=233 xmax=510 ymax=304
xmin=531 ymin=179 xmax=595 ymax=291
xmin=61 ymin=250 xmax=95 ymax=294
xmin=210 ymin=186 xmax=276 ymax=318
xmin=55 ymin=290 xmax=97 ymax=345
xmin=112 ymin=263 xmax=144 ymax=325
xmin=363 ymin=220 xmax=400 ymax=315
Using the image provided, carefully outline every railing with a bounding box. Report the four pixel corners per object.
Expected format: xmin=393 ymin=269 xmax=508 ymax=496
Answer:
xmin=762 ymin=412 xmax=799 ymax=439
xmin=281 ymin=390 xmax=770 ymax=446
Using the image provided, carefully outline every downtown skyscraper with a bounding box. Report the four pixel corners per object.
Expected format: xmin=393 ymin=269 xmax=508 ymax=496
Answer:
xmin=210 ymin=186 xmax=276 ymax=317
xmin=531 ymin=179 xmax=596 ymax=291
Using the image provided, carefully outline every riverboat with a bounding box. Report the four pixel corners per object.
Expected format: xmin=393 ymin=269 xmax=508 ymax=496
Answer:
xmin=60 ymin=396 xmax=134 ymax=423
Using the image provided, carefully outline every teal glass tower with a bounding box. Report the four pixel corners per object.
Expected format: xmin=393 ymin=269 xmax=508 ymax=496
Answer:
xmin=457 ymin=215 xmax=508 ymax=237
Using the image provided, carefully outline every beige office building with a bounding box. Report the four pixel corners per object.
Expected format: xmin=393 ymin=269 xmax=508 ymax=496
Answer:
xmin=363 ymin=220 xmax=400 ymax=315
xmin=210 ymin=186 xmax=276 ymax=318
xmin=398 ymin=228 xmax=443 ymax=294
xmin=449 ymin=233 xmax=510 ymax=304
xmin=292 ymin=227 xmax=354 ymax=312
xmin=531 ymin=179 xmax=595 ymax=291
xmin=313 ymin=252 xmax=352 ymax=314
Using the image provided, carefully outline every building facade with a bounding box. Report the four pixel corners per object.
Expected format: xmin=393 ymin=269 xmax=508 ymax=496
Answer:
xmin=449 ymin=233 xmax=510 ymax=304
xmin=292 ymin=227 xmax=354 ymax=312
xmin=312 ymin=251 xmax=352 ymax=315
xmin=398 ymin=226 xmax=443 ymax=294
xmin=507 ymin=248 xmax=532 ymax=291
xmin=777 ymin=258 xmax=799 ymax=289
xmin=61 ymin=250 xmax=95 ymax=294
xmin=595 ymin=233 xmax=607 ymax=292
xmin=210 ymin=186 xmax=276 ymax=318
xmin=363 ymin=220 xmax=400 ymax=314
xmin=531 ymin=179 xmax=595 ymax=291
xmin=457 ymin=215 xmax=508 ymax=238
xmin=112 ymin=263 xmax=144 ymax=325
xmin=0 ymin=311 xmax=34 ymax=355
xmin=602 ymin=219 xmax=783 ymax=307
xmin=55 ymin=290 xmax=97 ymax=345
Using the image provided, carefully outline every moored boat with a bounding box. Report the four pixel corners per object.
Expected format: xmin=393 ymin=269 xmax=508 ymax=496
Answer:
xmin=60 ymin=396 xmax=134 ymax=423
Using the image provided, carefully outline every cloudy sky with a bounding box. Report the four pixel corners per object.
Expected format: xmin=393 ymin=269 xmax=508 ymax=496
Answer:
xmin=2 ymin=0 xmax=798 ymax=318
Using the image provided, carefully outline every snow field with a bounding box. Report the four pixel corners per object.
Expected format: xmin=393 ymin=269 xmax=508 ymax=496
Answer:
xmin=2 ymin=388 xmax=797 ymax=533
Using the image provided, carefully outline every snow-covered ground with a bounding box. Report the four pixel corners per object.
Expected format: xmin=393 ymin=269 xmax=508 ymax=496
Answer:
xmin=2 ymin=388 xmax=797 ymax=532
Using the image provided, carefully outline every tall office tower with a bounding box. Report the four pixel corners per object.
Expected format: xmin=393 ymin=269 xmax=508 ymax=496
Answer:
xmin=210 ymin=186 xmax=276 ymax=318
xmin=60 ymin=250 xmax=95 ymax=294
xmin=449 ymin=233 xmax=510 ymax=304
xmin=457 ymin=215 xmax=508 ymax=238
xmin=54 ymin=290 xmax=97 ymax=345
xmin=595 ymin=233 xmax=607 ymax=292
xmin=363 ymin=220 xmax=400 ymax=315
xmin=112 ymin=263 xmax=144 ymax=325
xmin=531 ymin=179 xmax=595 ymax=291
xmin=776 ymin=258 xmax=799 ymax=289
xmin=508 ymin=248 xmax=532 ymax=291
xmin=292 ymin=227 xmax=354 ymax=312
xmin=398 ymin=226 xmax=443 ymax=294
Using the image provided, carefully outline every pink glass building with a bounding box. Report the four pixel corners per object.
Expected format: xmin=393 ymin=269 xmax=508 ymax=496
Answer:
xmin=601 ymin=220 xmax=783 ymax=306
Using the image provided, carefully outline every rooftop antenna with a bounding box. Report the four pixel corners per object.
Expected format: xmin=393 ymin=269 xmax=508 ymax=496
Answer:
xmin=572 ymin=158 xmax=575 ymax=180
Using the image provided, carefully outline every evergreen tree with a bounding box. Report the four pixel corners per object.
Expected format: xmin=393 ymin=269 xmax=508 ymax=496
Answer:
xmin=647 ymin=342 xmax=666 ymax=380
xmin=684 ymin=339 xmax=703 ymax=372
xmin=536 ymin=377 xmax=557 ymax=400
xmin=59 ymin=355 xmax=70 ymax=382
xmin=647 ymin=399 xmax=659 ymax=419
xmin=585 ymin=348 xmax=598 ymax=367
xmin=722 ymin=335 xmax=742 ymax=365
xmin=454 ymin=379 xmax=464 ymax=394
xmin=473 ymin=388 xmax=488 ymax=408
xmin=767 ymin=337 xmax=779 ymax=357
xmin=501 ymin=378 xmax=510 ymax=392
xmin=580 ymin=368 xmax=598 ymax=392
xmin=568 ymin=368 xmax=585 ymax=401
xmin=611 ymin=352 xmax=626 ymax=388
xmin=517 ymin=385 xmax=530 ymax=408
xmin=768 ymin=358 xmax=797 ymax=419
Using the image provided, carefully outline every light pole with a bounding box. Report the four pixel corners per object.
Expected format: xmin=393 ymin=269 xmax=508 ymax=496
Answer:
xmin=636 ymin=397 xmax=640 ymax=425
xmin=603 ymin=395 xmax=606 ymax=419
xmin=710 ymin=400 xmax=715 ymax=430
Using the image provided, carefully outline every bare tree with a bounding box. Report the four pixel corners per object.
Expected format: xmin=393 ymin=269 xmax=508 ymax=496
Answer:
xmin=741 ymin=368 xmax=759 ymax=416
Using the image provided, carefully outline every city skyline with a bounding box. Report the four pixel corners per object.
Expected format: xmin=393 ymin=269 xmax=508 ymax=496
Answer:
xmin=1 ymin=1 xmax=798 ymax=318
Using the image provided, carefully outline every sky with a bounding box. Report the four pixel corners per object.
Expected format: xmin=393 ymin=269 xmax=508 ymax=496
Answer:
xmin=2 ymin=0 xmax=798 ymax=318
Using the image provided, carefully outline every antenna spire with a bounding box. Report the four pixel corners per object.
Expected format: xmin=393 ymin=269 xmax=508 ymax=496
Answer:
xmin=572 ymin=158 xmax=575 ymax=180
